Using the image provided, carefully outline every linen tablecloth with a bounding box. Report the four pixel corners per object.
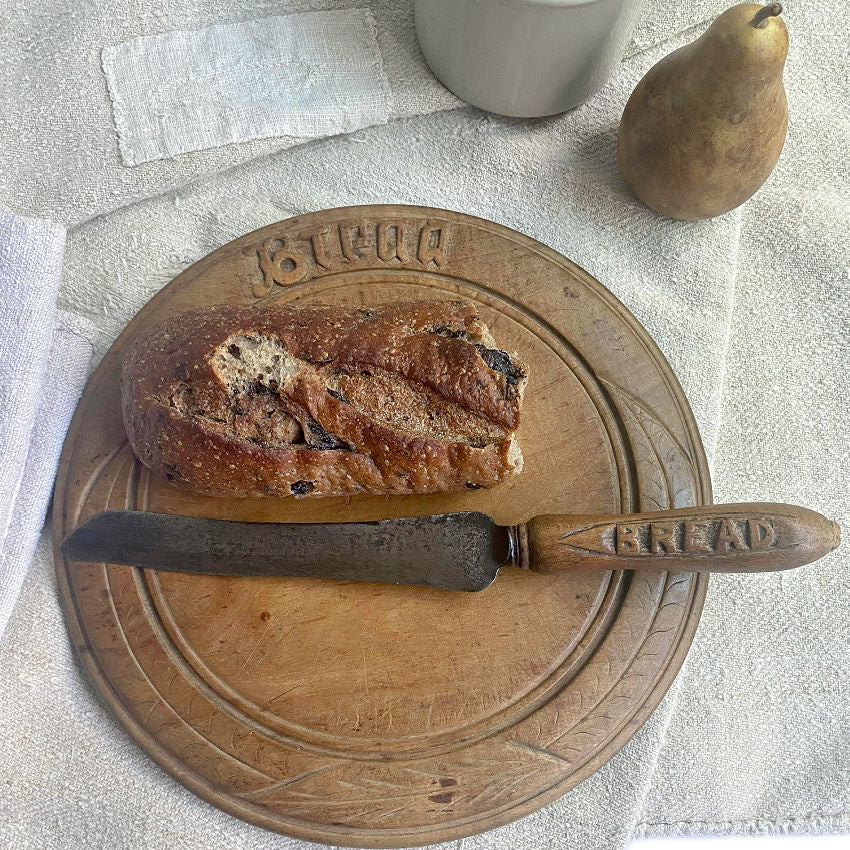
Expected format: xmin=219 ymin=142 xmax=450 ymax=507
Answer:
xmin=0 ymin=1 xmax=847 ymax=847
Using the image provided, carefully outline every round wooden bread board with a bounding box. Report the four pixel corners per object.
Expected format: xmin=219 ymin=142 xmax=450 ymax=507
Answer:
xmin=53 ymin=205 xmax=711 ymax=847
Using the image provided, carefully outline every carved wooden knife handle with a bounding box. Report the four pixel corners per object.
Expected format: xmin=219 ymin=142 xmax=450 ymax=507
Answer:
xmin=515 ymin=503 xmax=840 ymax=573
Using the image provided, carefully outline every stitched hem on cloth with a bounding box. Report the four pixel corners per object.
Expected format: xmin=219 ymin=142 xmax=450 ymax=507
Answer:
xmin=636 ymin=812 xmax=850 ymax=837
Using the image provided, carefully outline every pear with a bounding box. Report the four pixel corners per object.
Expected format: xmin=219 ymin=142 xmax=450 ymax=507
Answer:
xmin=617 ymin=3 xmax=788 ymax=220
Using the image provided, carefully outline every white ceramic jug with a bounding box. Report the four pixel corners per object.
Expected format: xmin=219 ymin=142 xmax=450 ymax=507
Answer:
xmin=415 ymin=0 xmax=645 ymax=117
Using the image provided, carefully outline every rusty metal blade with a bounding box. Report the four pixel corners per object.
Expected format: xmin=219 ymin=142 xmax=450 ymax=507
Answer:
xmin=61 ymin=510 xmax=509 ymax=592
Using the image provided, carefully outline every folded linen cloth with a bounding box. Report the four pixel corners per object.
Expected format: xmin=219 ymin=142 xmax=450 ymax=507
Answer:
xmin=0 ymin=210 xmax=93 ymax=638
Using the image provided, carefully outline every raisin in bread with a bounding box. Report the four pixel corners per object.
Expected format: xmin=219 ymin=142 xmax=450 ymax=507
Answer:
xmin=121 ymin=299 xmax=527 ymax=497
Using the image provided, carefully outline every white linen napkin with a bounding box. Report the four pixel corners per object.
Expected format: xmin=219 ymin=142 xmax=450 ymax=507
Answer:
xmin=0 ymin=210 xmax=93 ymax=637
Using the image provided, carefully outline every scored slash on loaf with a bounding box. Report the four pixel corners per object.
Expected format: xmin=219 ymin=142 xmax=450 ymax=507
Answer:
xmin=121 ymin=299 xmax=528 ymax=497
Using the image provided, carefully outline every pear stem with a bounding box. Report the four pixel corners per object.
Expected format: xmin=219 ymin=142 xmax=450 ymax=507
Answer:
xmin=752 ymin=3 xmax=783 ymax=28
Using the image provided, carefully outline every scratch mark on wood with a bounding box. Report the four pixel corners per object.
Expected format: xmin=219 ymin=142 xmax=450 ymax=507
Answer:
xmin=361 ymin=647 xmax=370 ymax=698
xmin=511 ymin=741 xmax=573 ymax=765
xmin=237 ymin=619 xmax=274 ymax=677
xmin=261 ymin=683 xmax=300 ymax=709
xmin=142 ymin=700 xmax=159 ymax=726
xmin=240 ymin=763 xmax=337 ymax=799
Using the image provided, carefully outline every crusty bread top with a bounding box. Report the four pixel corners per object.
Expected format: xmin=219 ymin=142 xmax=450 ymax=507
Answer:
xmin=121 ymin=299 xmax=528 ymax=497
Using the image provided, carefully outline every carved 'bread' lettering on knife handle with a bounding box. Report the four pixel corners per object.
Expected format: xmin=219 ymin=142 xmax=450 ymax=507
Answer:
xmin=522 ymin=503 xmax=840 ymax=574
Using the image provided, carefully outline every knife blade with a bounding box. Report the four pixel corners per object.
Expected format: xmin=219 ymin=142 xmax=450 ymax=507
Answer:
xmin=61 ymin=503 xmax=839 ymax=591
xmin=61 ymin=510 xmax=511 ymax=591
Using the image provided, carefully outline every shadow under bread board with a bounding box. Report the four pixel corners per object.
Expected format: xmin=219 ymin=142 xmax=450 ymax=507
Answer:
xmin=53 ymin=205 xmax=711 ymax=847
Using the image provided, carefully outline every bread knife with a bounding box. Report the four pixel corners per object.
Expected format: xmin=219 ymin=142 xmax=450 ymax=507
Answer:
xmin=61 ymin=503 xmax=839 ymax=591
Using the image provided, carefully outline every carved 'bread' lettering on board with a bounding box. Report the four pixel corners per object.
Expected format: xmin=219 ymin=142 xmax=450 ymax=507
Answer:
xmin=417 ymin=222 xmax=449 ymax=266
xmin=376 ymin=221 xmax=410 ymax=262
xmin=241 ymin=237 xmax=309 ymax=298
xmin=338 ymin=222 xmax=370 ymax=262
xmin=242 ymin=218 xmax=452 ymax=297
xmin=298 ymin=226 xmax=333 ymax=269
xmin=560 ymin=516 xmax=780 ymax=557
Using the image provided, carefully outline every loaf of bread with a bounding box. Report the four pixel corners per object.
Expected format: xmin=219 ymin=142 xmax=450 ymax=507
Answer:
xmin=121 ymin=300 xmax=527 ymax=498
